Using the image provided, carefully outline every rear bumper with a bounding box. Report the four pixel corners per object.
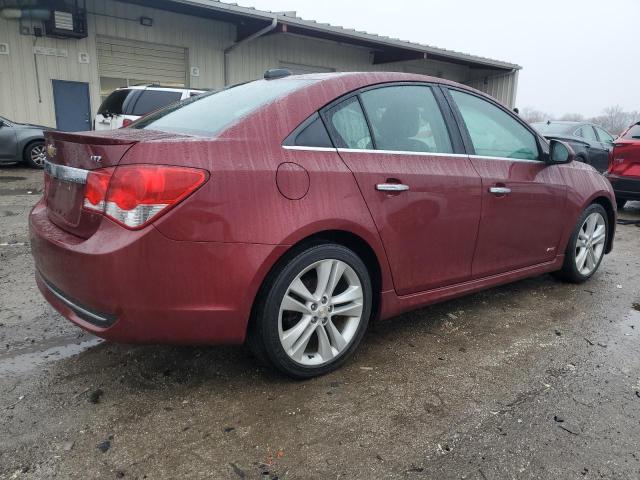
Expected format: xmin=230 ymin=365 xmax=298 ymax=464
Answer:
xmin=604 ymin=173 xmax=640 ymax=200
xmin=29 ymin=200 xmax=287 ymax=344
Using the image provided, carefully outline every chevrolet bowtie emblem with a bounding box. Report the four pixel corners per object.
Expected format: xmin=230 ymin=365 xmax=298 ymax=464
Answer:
xmin=46 ymin=144 xmax=57 ymax=158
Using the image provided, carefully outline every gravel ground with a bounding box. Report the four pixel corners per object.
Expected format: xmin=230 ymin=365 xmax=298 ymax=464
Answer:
xmin=1 ymin=166 xmax=639 ymax=480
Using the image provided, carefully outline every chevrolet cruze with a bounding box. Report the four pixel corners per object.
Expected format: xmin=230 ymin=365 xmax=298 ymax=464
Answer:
xmin=30 ymin=71 xmax=616 ymax=378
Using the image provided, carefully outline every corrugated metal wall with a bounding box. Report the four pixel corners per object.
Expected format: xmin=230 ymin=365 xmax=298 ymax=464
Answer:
xmin=464 ymin=70 xmax=519 ymax=109
xmin=0 ymin=0 xmax=519 ymax=128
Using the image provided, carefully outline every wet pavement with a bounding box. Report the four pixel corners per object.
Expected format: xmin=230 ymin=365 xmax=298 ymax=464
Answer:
xmin=1 ymin=166 xmax=639 ymax=480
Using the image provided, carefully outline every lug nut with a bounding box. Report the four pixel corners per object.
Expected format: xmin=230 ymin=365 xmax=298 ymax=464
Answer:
xmin=310 ymin=303 xmax=317 ymax=311
xmin=321 ymin=296 xmax=328 ymax=304
xmin=311 ymin=316 xmax=318 ymax=323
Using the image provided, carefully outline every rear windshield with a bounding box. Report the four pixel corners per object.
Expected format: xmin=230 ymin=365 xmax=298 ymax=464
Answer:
xmin=131 ymin=90 xmax=182 ymax=116
xmin=133 ymin=79 xmax=313 ymax=137
xmin=531 ymin=122 xmax=574 ymax=135
xmin=98 ymin=89 xmax=133 ymax=115
xmin=622 ymin=124 xmax=640 ymax=139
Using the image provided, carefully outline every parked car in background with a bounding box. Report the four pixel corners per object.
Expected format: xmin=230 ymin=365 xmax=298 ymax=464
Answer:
xmin=31 ymin=72 xmax=616 ymax=378
xmin=95 ymin=85 xmax=206 ymax=130
xmin=605 ymin=121 xmax=640 ymax=209
xmin=531 ymin=121 xmax=615 ymax=173
xmin=0 ymin=115 xmax=51 ymax=168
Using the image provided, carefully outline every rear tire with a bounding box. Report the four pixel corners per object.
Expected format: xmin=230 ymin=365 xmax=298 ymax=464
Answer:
xmin=248 ymin=243 xmax=372 ymax=379
xmin=553 ymin=204 xmax=609 ymax=283
xmin=616 ymin=198 xmax=627 ymax=210
xmin=23 ymin=141 xmax=46 ymax=169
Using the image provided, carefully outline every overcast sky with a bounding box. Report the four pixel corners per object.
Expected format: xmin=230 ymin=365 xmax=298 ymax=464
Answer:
xmin=236 ymin=0 xmax=639 ymax=117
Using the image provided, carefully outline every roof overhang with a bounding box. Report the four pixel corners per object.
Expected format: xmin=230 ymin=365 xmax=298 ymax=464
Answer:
xmin=126 ymin=0 xmax=521 ymax=71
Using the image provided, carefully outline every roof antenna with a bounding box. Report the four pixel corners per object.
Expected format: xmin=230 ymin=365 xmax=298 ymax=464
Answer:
xmin=264 ymin=68 xmax=292 ymax=80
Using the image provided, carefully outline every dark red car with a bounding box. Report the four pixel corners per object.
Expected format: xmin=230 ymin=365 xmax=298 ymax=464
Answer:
xmin=30 ymin=72 xmax=616 ymax=378
xmin=606 ymin=121 xmax=640 ymax=209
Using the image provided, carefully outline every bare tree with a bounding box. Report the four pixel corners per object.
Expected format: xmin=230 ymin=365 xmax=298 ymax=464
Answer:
xmin=519 ymin=106 xmax=551 ymax=124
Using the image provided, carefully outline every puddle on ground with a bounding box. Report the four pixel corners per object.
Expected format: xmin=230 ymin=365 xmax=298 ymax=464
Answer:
xmin=0 ymin=337 xmax=102 ymax=375
xmin=0 ymin=176 xmax=27 ymax=182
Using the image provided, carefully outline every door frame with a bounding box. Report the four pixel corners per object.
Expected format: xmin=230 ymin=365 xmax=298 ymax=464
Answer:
xmin=52 ymin=79 xmax=92 ymax=132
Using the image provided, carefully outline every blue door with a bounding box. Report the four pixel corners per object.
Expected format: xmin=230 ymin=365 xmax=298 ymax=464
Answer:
xmin=52 ymin=80 xmax=91 ymax=132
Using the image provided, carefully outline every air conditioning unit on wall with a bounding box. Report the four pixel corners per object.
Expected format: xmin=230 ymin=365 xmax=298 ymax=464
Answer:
xmin=43 ymin=0 xmax=87 ymax=39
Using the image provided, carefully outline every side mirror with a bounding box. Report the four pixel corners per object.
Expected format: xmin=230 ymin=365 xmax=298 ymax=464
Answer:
xmin=548 ymin=139 xmax=575 ymax=164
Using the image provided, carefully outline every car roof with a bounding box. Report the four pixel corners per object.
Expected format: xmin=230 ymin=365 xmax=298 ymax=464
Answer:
xmin=117 ymin=85 xmax=206 ymax=92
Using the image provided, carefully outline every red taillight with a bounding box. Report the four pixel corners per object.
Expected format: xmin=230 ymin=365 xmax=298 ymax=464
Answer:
xmin=83 ymin=165 xmax=207 ymax=229
xmin=121 ymin=118 xmax=133 ymax=128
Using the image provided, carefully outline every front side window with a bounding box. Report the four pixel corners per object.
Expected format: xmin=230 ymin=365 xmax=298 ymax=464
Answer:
xmin=450 ymin=90 xmax=539 ymax=160
xmin=323 ymin=97 xmax=372 ymax=149
xmin=595 ymin=126 xmax=614 ymax=143
xmin=359 ymin=85 xmax=452 ymax=153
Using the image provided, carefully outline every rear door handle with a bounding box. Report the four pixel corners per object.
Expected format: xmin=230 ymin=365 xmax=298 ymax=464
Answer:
xmin=489 ymin=187 xmax=511 ymax=195
xmin=376 ymin=183 xmax=410 ymax=192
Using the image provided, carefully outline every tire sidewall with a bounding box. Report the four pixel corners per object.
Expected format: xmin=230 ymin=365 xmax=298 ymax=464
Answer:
xmin=563 ymin=204 xmax=608 ymax=282
xmin=259 ymin=244 xmax=372 ymax=379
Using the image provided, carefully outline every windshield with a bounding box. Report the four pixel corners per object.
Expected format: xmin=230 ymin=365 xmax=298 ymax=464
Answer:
xmin=622 ymin=124 xmax=640 ymax=139
xmin=133 ymin=79 xmax=314 ymax=137
xmin=531 ymin=122 xmax=575 ymax=135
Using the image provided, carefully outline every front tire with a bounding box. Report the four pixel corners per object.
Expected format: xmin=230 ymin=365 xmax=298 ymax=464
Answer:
xmin=248 ymin=244 xmax=372 ymax=379
xmin=23 ymin=141 xmax=46 ymax=169
xmin=553 ymin=204 xmax=609 ymax=283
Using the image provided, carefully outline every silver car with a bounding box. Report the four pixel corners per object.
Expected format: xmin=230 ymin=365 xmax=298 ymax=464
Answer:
xmin=0 ymin=115 xmax=50 ymax=169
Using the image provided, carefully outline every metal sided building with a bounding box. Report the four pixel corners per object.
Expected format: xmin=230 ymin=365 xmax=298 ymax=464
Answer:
xmin=0 ymin=0 xmax=521 ymax=130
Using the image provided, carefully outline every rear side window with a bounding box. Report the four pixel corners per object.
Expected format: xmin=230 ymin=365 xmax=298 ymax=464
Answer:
xmin=622 ymin=124 xmax=640 ymax=139
xmin=323 ymin=97 xmax=372 ymax=149
xmin=134 ymin=79 xmax=313 ymax=137
xmin=292 ymin=115 xmax=333 ymax=148
xmin=577 ymin=126 xmax=598 ymax=142
xmin=131 ymin=90 xmax=182 ymax=116
xmin=360 ymin=85 xmax=452 ymax=153
xmin=98 ymin=89 xmax=134 ymax=115
xmin=450 ymin=90 xmax=539 ymax=160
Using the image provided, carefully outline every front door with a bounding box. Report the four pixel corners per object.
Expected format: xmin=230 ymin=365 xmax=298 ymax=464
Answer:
xmin=0 ymin=120 xmax=17 ymax=159
xmin=446 ymin=88 xmax=567 ymax=278
xmin=323 ymin=85 xmax=482 ymax=295
xmin=52 ymin=80 xmax=91 ymax=132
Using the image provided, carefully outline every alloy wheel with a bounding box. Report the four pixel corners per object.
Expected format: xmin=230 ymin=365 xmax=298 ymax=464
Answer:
xmin=30 ymin=144 xmax=47 ymax=167
xmin=278 ymin=259 xmax=364 ymax=366
xmin=575 ymin=212 xmax=606 ymax=276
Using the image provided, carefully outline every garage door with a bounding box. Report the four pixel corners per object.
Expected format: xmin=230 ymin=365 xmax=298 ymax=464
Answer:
xmin=97 ymin=37 xmax=187 ymax=101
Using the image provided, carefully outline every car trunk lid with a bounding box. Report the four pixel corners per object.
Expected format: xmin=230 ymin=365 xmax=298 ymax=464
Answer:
xmin=44 ymin=129 xmax=186 ymax=237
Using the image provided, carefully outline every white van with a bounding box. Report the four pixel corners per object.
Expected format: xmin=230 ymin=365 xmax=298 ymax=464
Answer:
xmin=94 ymin=85 xmax=206 ymax=130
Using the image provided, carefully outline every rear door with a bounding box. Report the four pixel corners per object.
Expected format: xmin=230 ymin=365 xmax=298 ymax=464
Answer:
xmin=444 ymin=87 xmax=567 ymax=278
xmin=323 ymin=84 xmax=482 ymax=295
xmin=579 ymin=125 xmax=609 ymax=172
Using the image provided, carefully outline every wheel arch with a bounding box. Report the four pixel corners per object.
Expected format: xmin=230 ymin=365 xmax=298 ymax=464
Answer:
xmin=590 ymin=195 xmax=615 ymax=253
xmin=246 ymin=228 xmax=386 ymax=342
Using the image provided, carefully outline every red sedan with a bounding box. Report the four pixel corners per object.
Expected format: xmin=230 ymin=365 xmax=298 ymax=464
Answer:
xmin=30 ymin=72 xmax=616 ymax=378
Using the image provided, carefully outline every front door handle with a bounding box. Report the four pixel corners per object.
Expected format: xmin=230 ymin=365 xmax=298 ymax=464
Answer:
xmin=376 ymin=183 xmax=410 ymax=192
xmin=489 ymin=187 xmax=511 ymax=195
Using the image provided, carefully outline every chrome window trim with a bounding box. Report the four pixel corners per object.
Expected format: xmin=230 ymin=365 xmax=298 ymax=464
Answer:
xmin=337 ymin=148 xmax=459 ymax=158
xmin=281 ymin=145 xmax=338 ymax=152
xmin=44 ymin=160 xmax=88 ymax=184
xmin=468 ymin=154 xmax=542 ymax=164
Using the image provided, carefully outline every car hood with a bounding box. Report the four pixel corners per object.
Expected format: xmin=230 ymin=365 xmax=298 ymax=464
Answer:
xmin=16 ymin=122 xmax=52 ymax=131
